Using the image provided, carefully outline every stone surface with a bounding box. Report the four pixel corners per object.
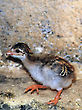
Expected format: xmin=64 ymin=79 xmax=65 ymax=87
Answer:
xmin=0 ymin=0 xmax=82 ymax=110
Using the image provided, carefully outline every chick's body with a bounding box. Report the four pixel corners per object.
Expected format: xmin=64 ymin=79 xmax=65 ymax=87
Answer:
xmin=6 ymin=43 xmax=75 ymax=105
xmin=22 ymin=54 xmax=74 ymax=91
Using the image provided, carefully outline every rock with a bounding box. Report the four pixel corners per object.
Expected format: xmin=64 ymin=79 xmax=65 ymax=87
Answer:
xmin=0 ymin=0 xmax=82 ymax=109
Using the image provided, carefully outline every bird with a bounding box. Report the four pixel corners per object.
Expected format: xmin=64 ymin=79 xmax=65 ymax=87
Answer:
xmin=6 ymin=42 xmax=75 ymax=105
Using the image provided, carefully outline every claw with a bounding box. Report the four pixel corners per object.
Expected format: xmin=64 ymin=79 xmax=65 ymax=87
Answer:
xmin=24 ymin=85 xmax=47 ymax=94
xmin=47 ymin=89 xmax=63 ymax=105
xmin=24 ymin=85 xmax=62 ymax=105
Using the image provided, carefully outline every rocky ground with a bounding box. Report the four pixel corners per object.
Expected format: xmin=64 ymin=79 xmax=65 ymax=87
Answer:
xmin=0 ymin=0 xmax=82 ymax=110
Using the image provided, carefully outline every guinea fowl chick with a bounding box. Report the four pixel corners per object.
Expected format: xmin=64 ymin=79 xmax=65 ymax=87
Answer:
xmin=6 ymin=42 xmax=75 ymax=105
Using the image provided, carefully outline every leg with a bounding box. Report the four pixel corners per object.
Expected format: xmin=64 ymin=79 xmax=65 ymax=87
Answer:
xmin=47 ymin=89 xmax=63 ymax=105
xmin=24 ymin=85 xmax=47 ymax=94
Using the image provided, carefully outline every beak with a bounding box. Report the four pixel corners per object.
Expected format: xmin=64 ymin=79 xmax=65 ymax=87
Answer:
xmin=6 ymin=50 xmax=16 ymax=56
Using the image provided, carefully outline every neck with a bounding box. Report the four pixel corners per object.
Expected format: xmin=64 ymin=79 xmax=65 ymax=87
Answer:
xmin=21 ymin=54 xmax=37 ymax=71
xmin=26 ymin=53 xmax=40 ymax=62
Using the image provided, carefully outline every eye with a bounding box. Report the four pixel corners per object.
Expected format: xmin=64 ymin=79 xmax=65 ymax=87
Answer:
xmin=15 ymin=49 xmax=20 ymax=53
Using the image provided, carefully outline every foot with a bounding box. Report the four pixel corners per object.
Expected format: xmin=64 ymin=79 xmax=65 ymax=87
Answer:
xmin=24 ymin=85 xmax=47 ymax=94
xmin=47 ymin=89 xmax=63 ymax=105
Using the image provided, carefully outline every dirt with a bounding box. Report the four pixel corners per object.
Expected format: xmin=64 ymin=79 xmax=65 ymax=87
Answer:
xmin=0 ymin=0 xmax=82 ymax=110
